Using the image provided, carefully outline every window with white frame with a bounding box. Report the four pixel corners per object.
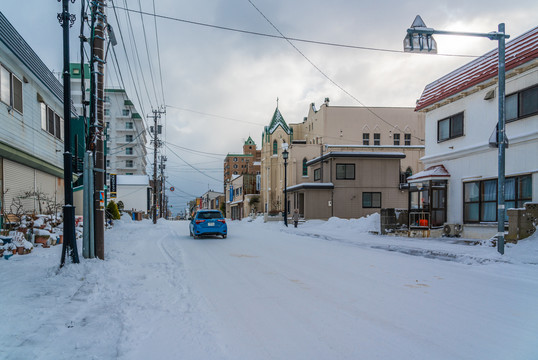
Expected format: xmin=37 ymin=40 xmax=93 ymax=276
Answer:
xmin=126 ymin=122 xmax=133 ymax=129
xmin=393 ymin=133 xmax=400 ymax=145
xmin=40 ymin=102 xmax=64 ymax=140
xmin=126 ymin=147 xmax=133 ymax=155
xmin=126 ymin=160 xmax=134 ymax=168
xmin=1 ymin=64 xmax=23 ymax=114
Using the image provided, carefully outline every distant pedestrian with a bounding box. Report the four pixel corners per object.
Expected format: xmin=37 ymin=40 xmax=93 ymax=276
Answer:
xmin=292 ymin=209 xmax=299 ymax=228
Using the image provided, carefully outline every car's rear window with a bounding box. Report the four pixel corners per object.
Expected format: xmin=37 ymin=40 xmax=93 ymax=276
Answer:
xmin=197 ymin=212 xmax=223 ymax=219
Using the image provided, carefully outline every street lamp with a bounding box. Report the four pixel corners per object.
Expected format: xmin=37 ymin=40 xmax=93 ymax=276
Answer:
xmin=282 ymin=148 xmax=289 ymax=227
xmin=405 ymin=16 xmax=510 ymax=254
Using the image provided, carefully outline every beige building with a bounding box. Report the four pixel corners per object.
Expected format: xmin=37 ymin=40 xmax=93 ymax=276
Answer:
xmin=260 ymin=100 xmax=425 ymax=219
xmin=288 ymin=152 xmax=407 ymax=220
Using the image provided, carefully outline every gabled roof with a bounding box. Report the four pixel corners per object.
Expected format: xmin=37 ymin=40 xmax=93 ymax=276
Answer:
xmin=244 ymin=136 xmax=256 ymax=146
xmin=416 ymin=26 xmax=538 ymax=111
xmin=0 ymin=12 xmax=64 ymax=103
xmin=265 ymin=107 xmax=291 ymax=135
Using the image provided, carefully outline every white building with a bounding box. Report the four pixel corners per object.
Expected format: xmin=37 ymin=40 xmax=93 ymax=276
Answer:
xmin=114 ymin=174 xmax=150 ymax=214
xmin=104 ymin=88 xmax=147 ymax=179
xmin=409 ymin=26 xmax=538 ymax=239
xmin=0 ymin=12 xmax=67 ymax=216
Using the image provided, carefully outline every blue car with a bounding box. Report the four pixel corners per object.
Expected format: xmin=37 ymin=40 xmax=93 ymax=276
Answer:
xmin=190 ymin=210 xmax=227 ymax=239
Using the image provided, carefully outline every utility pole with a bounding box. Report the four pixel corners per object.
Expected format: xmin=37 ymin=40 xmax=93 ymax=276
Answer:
xmin=159 ymin=155 xmax=167 ymax=218
xmin=149 ymin=108 xmax=165 ymax=224
xmin=89 ymin=0 xmax=106 ymax=259
xmin=59 ymin=0 xmax=79 ymax=267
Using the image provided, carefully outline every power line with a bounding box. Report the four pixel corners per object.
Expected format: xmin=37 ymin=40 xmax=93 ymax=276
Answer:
xmin=110 ymin=5 xmax=478 ymax=59
xmin=165 ymin=144 xmax=223 ymax=183
xmin=247 ymin=0 xmax=424 ymax=142
xmin=120 ymin=0 xmax=155 ymax=111
xmin=152 ymin=0 xmax=166 ymax=106
xmin=166 ymin=105 xmax=262 ymax=126
xmin=137 ymin=0 xmax=159 ymax=106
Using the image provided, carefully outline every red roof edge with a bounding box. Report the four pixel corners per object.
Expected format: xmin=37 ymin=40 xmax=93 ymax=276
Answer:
xmin=415 ymin=26 xmax=538 ymax=111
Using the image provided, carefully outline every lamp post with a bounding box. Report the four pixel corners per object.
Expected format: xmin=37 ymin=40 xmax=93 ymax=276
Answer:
xmin=59 ymin=0 xmax=79 ymax=267
xmin=282 ymin=148 xmax=289 ymax=227
xmin=405 ymin=16 xmax=510 ymax=254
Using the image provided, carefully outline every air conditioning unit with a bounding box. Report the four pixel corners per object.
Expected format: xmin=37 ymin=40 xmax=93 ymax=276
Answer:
xmin=443 ymin=224 xmax=463 ymax=237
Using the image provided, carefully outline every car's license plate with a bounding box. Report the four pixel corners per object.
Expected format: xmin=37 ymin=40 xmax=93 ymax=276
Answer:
xmin=207 ymin=222 xmax=215 ymax=227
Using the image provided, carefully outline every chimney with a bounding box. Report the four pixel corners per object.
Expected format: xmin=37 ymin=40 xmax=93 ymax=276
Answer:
xmin=324 ymin=97 xmax=330 ymax=106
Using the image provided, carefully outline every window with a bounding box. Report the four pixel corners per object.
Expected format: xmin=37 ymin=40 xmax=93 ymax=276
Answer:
xmin=125 ymin=135 xmax=133 ymax=142
xmin=373 ymin=133 xmax=380 ymax=145
xmin=464 ymin=174 xmax=532 ymax=223
xmin=405 ymin=133 xmax=411 ymax=146
xmin=126 ymin=122 xmax=133 ymax=129
xmin=393 ymin=133 xmax=400 ymax=145
xmin=104 ymin=109 xmax=110 ymax=116
xmin=363 ymin=192 xmax=381 ymax=208
xmin=506 ymin=84 xmax=538 ymax=122
xmin=104 ymin=96 xmax=110 ymax=103
xmin=233 ymin=157 xmax=238 ymax=162
xmin=126 ymin=160 xmax=134 ymax=168
xmin=233 ymin=164 xmax=238 ymax=169
xmin=122 ymin=109 xmax=130 ymax=116
xmin=126 ymin=147 xmax=133 ymax=155
xmin=362 ymin=133 xmax=370 ymax=145
xmin=336 ymin=164 xmax=355 ymax=180
xmin=314 ymin=168 xmax=321 ymax=181
xmin=1 ymin=65 xmax=23 ymax=114
xmin=40 ymin=102 xmax=64 ymax=140
xmin=438 ymin=112 xmax=464 ymax=142
xmin=106 ymin=160 xmax=110 ymax=167
xmin=302 ymin=158 xmax=308 ymax=176
xmin=272 ymin=140 xmax=277 ymax=155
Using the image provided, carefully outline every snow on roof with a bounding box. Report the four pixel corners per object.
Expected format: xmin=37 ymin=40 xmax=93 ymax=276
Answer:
xmin=407 ymin=165 xmax=450 ymax=182
xmin=416 ymin=26 xmax=538 ymax=111
xmin=253 ymin=162 xmax=261 ymax=166
xmin=116 ymin=175 xmax=150 ymax=186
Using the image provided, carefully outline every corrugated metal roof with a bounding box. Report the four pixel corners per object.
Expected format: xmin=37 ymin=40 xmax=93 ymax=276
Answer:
xmin=416 ymin=26 xmax=538 ymax=111
xmin=0 ymin=12 xmax=64 ymax=103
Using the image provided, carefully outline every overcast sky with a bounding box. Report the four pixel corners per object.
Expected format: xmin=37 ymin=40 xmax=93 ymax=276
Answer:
xmin=2 ymin=1 xmax=538 ymax=213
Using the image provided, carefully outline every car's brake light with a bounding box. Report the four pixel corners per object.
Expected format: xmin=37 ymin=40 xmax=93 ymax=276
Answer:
xmin=218 ymin=219 xmax=226 ymax=223
xmin=195 ymin=220 xmax=205 ymax=224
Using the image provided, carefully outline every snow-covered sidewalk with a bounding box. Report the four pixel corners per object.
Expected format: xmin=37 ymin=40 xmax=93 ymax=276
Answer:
xmin=0 ymin=216 xmax=537 ymax=360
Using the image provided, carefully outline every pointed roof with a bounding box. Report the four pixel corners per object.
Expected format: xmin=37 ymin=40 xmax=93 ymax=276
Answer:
xmin=244 ymin=136 xmax=256 ymax=146
xmin=266 ymin=107 xmax=291 ymax=135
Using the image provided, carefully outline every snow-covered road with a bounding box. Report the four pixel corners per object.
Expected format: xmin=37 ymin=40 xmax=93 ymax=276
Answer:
xmin=1 ymin=216 xmax=537 ymax=359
